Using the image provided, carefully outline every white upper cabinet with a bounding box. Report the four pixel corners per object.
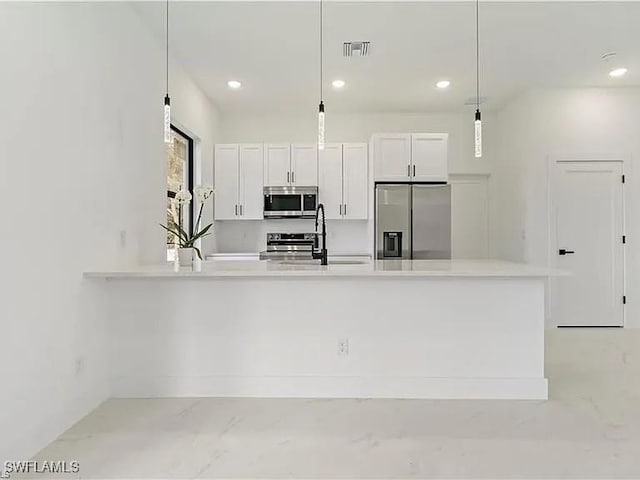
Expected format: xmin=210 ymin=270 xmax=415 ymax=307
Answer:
xmin=291 ymin=144 xmax=318 ymax=186
xmin=342 ymin=143 xmax=368 ymax=219
xmin=373 ymin=133 xmax=448 ymax=182
xmin=373 ymin=134 xmax=411 ymax=181
xmin=217 ymin=141 xmax=367 ymax=221
xmin=214 ymin=144 xmax=240 ymax=220
xmin=411 ymin=133 xmax=448 ymax=182
xmin=239 ymin=144 xmax=264 ymax=219
xmin=264 ymin=144 xmax=291 ymax=186
xmin=319 ymin=143 xmax=368 ymax=220
xmin=318 ymin=144 xmax=343 ymax=220
xmin=214 ymin=144 xmax=263 ymax=220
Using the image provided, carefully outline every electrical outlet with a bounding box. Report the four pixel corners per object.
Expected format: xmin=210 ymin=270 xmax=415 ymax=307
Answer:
xmin=337 ymin=338 xmax=349 ymax=356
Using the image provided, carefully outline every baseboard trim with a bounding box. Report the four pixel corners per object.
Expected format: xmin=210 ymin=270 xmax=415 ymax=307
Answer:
xmin=111 ymin=375 xmax=548 ymax=400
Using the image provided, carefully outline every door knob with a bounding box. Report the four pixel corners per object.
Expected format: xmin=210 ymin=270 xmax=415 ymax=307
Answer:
xmin=558 ymin=249 xmax=575 ymax=255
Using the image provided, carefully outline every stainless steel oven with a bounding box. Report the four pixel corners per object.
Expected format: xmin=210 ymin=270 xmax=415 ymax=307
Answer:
xmin=259 ymin=233 xmax=318 ymax=260
xmin=263 ymin=186 xmax=318 ymax=219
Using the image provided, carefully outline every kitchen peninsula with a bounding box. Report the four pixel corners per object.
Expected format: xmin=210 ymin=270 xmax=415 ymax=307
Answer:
xmin=87 ymin=259 xmax=556 ymax=400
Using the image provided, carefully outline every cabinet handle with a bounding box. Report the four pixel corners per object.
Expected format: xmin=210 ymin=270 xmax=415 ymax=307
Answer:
xmin=408 ymin=164 xmax=411 ymax=177
xmin=339 ymin=204 xmax=342 ymax=215
xmin=235 ymin=204 xmax=238 ymax=216
xmin=287 ymin=171 xmax=290 ymax=183
xmin=292 ymin=171 xmax=295 ymax=183
xmin=240 ymin=204 xmax=243 ymax=216
xmin=413 ymin=165 xmax=416 ymax=177
xmin=344 ymin=203 xmax=347 ymax=216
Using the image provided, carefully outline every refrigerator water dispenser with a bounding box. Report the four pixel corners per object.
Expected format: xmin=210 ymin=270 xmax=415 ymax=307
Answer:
xmin=383 ymin=231 xmax=403 ymax=258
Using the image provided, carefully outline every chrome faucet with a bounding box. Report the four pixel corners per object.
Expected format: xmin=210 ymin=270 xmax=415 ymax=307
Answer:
xmin=312 ymin=203 xmax=328 ymax=265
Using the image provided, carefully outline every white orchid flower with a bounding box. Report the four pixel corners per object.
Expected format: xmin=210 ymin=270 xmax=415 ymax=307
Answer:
xmin=194 ymin=185 xmax=214 ymax=204
xmin=174 ymin=189 xmax=192 ymax=205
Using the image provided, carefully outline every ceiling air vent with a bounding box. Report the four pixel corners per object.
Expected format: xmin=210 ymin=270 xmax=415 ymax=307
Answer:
xmin=343 ymin=41 xmax=370 ymax=57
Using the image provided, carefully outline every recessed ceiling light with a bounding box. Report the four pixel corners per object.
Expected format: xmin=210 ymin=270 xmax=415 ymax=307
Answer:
xmin=436 ymin=80 xmax=451 ymax=89
xmin=227 ymin=80 xmax=242 ymax=89
xmin=332 ymin=80 xmax=346 ymax=89
xmin=609 ymin=68 xmax=628 ymax=78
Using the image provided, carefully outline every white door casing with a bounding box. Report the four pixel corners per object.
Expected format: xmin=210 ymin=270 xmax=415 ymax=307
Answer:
xmin=551 ymin=160 xmax=625 ymax=327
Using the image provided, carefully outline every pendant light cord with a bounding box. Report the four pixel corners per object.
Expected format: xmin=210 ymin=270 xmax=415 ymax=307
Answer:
xmin=166 ymin=0 xmax=169 ymax=95
xmin=320 ymin=0 xmax=323 ymax=102
xmin=475 ymin=0 xmax=480 ymax=110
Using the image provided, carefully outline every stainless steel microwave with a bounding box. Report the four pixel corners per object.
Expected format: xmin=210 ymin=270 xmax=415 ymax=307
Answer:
xmin=263 ymin=186 xmax=318 ymax=219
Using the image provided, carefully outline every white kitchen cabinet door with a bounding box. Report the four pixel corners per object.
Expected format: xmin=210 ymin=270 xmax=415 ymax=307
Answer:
xmin=291 ymin=144 xmax=318 ymax=186
xmin=342 ymin=143 xmax=368 ymax=220
xmin=264 ymin=144 xmax=291 ymax=186
xmin=411 ymin=133 xmax=448 ymax=182
xmin=373 ymin=134 xmax=411 ymax=181
xmin=318 ymin=144 xmax=343 ymax=220
xmin=214 ymin=144 xmax=239 ymax=220
xmin=239 ymin=144 xmax=264 ymax=219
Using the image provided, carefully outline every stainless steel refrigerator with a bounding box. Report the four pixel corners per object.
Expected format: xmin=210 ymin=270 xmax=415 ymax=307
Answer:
xmin=375 ymin=184 xmax=451 ymax=260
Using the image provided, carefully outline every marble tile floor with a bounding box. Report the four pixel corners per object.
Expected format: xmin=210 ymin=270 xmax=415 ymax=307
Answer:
xmin=27 ymin=329 xmax=640 ymax=479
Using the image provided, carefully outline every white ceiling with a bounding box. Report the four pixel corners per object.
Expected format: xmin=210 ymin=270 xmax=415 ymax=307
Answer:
xmin=133 ymin=1 xmax=640 ymax=114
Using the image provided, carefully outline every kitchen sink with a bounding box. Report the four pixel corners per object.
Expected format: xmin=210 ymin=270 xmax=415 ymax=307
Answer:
xmin=274 ymin=259 xmax=370 ymax=266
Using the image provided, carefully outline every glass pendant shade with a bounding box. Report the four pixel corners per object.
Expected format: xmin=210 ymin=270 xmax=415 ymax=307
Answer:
xmin=318 ymin=101 xmax=325 ymax=150
xmin=474 ymin=109 xmax=482 ymax=158
xmin=164 ymin=95 xmax=171 ymax=144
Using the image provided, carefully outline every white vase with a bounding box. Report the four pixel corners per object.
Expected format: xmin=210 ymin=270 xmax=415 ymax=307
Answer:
xmin=178 ymin=248 xmax=193 ymax=268
xmin=193 ymin=252 xmax=202 ymax=272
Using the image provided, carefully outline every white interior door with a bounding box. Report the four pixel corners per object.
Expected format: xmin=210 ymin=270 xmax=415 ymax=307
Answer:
xmin=239 ymin=144 xmax=264 ymax=219
xmin=552 ymin=161 xmax=624 ymax=327
xmin=214 ymin=145 xmax=239 ymax=220
xmin=342 ymin=143 xmax=368 ymax=220
xmin=291 ymin=144 xmax=318 ymax=186
xmin=264 ymin=144 xmax=291 ymax=186
xmin=318 ymin=144 xmax=343 ymax=220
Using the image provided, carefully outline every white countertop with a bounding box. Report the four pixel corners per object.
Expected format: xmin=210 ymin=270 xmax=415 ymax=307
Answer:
xmin=84 ymin=259 xmax=563 ymax=279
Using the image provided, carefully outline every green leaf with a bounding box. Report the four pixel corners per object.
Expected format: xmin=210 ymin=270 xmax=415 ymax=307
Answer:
xmin=194 ymin=246 xmax=203 ymax=260
xmin=160 ymin=224 xmax=189 ymax=245
xmin=175 ymin=224 xmax=190 ymax=241
xmin=190 ymin=223 xmax=213 ymax=242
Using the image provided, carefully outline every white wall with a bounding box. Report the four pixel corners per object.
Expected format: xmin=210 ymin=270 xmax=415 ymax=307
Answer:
xmin=0 ymin=2 xmax=219 ymax=459
xmin=492 ymin=88 xmax=640 ymax=327
xmin=214 ymin=111 xmax=495 ymax=255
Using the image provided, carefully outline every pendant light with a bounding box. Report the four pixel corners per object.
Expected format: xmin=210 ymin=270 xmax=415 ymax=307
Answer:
xmin=163 ymin=0 xmax=171 ymax=144
xmin=474 ymin=0 xmax=482 ymax=158
xmin=317 ymin=0 xmax=325 ymax=150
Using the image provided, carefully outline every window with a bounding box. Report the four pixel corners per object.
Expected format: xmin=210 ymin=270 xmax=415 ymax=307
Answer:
xmin=167 ymin=125 xmax=194 ymax=261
